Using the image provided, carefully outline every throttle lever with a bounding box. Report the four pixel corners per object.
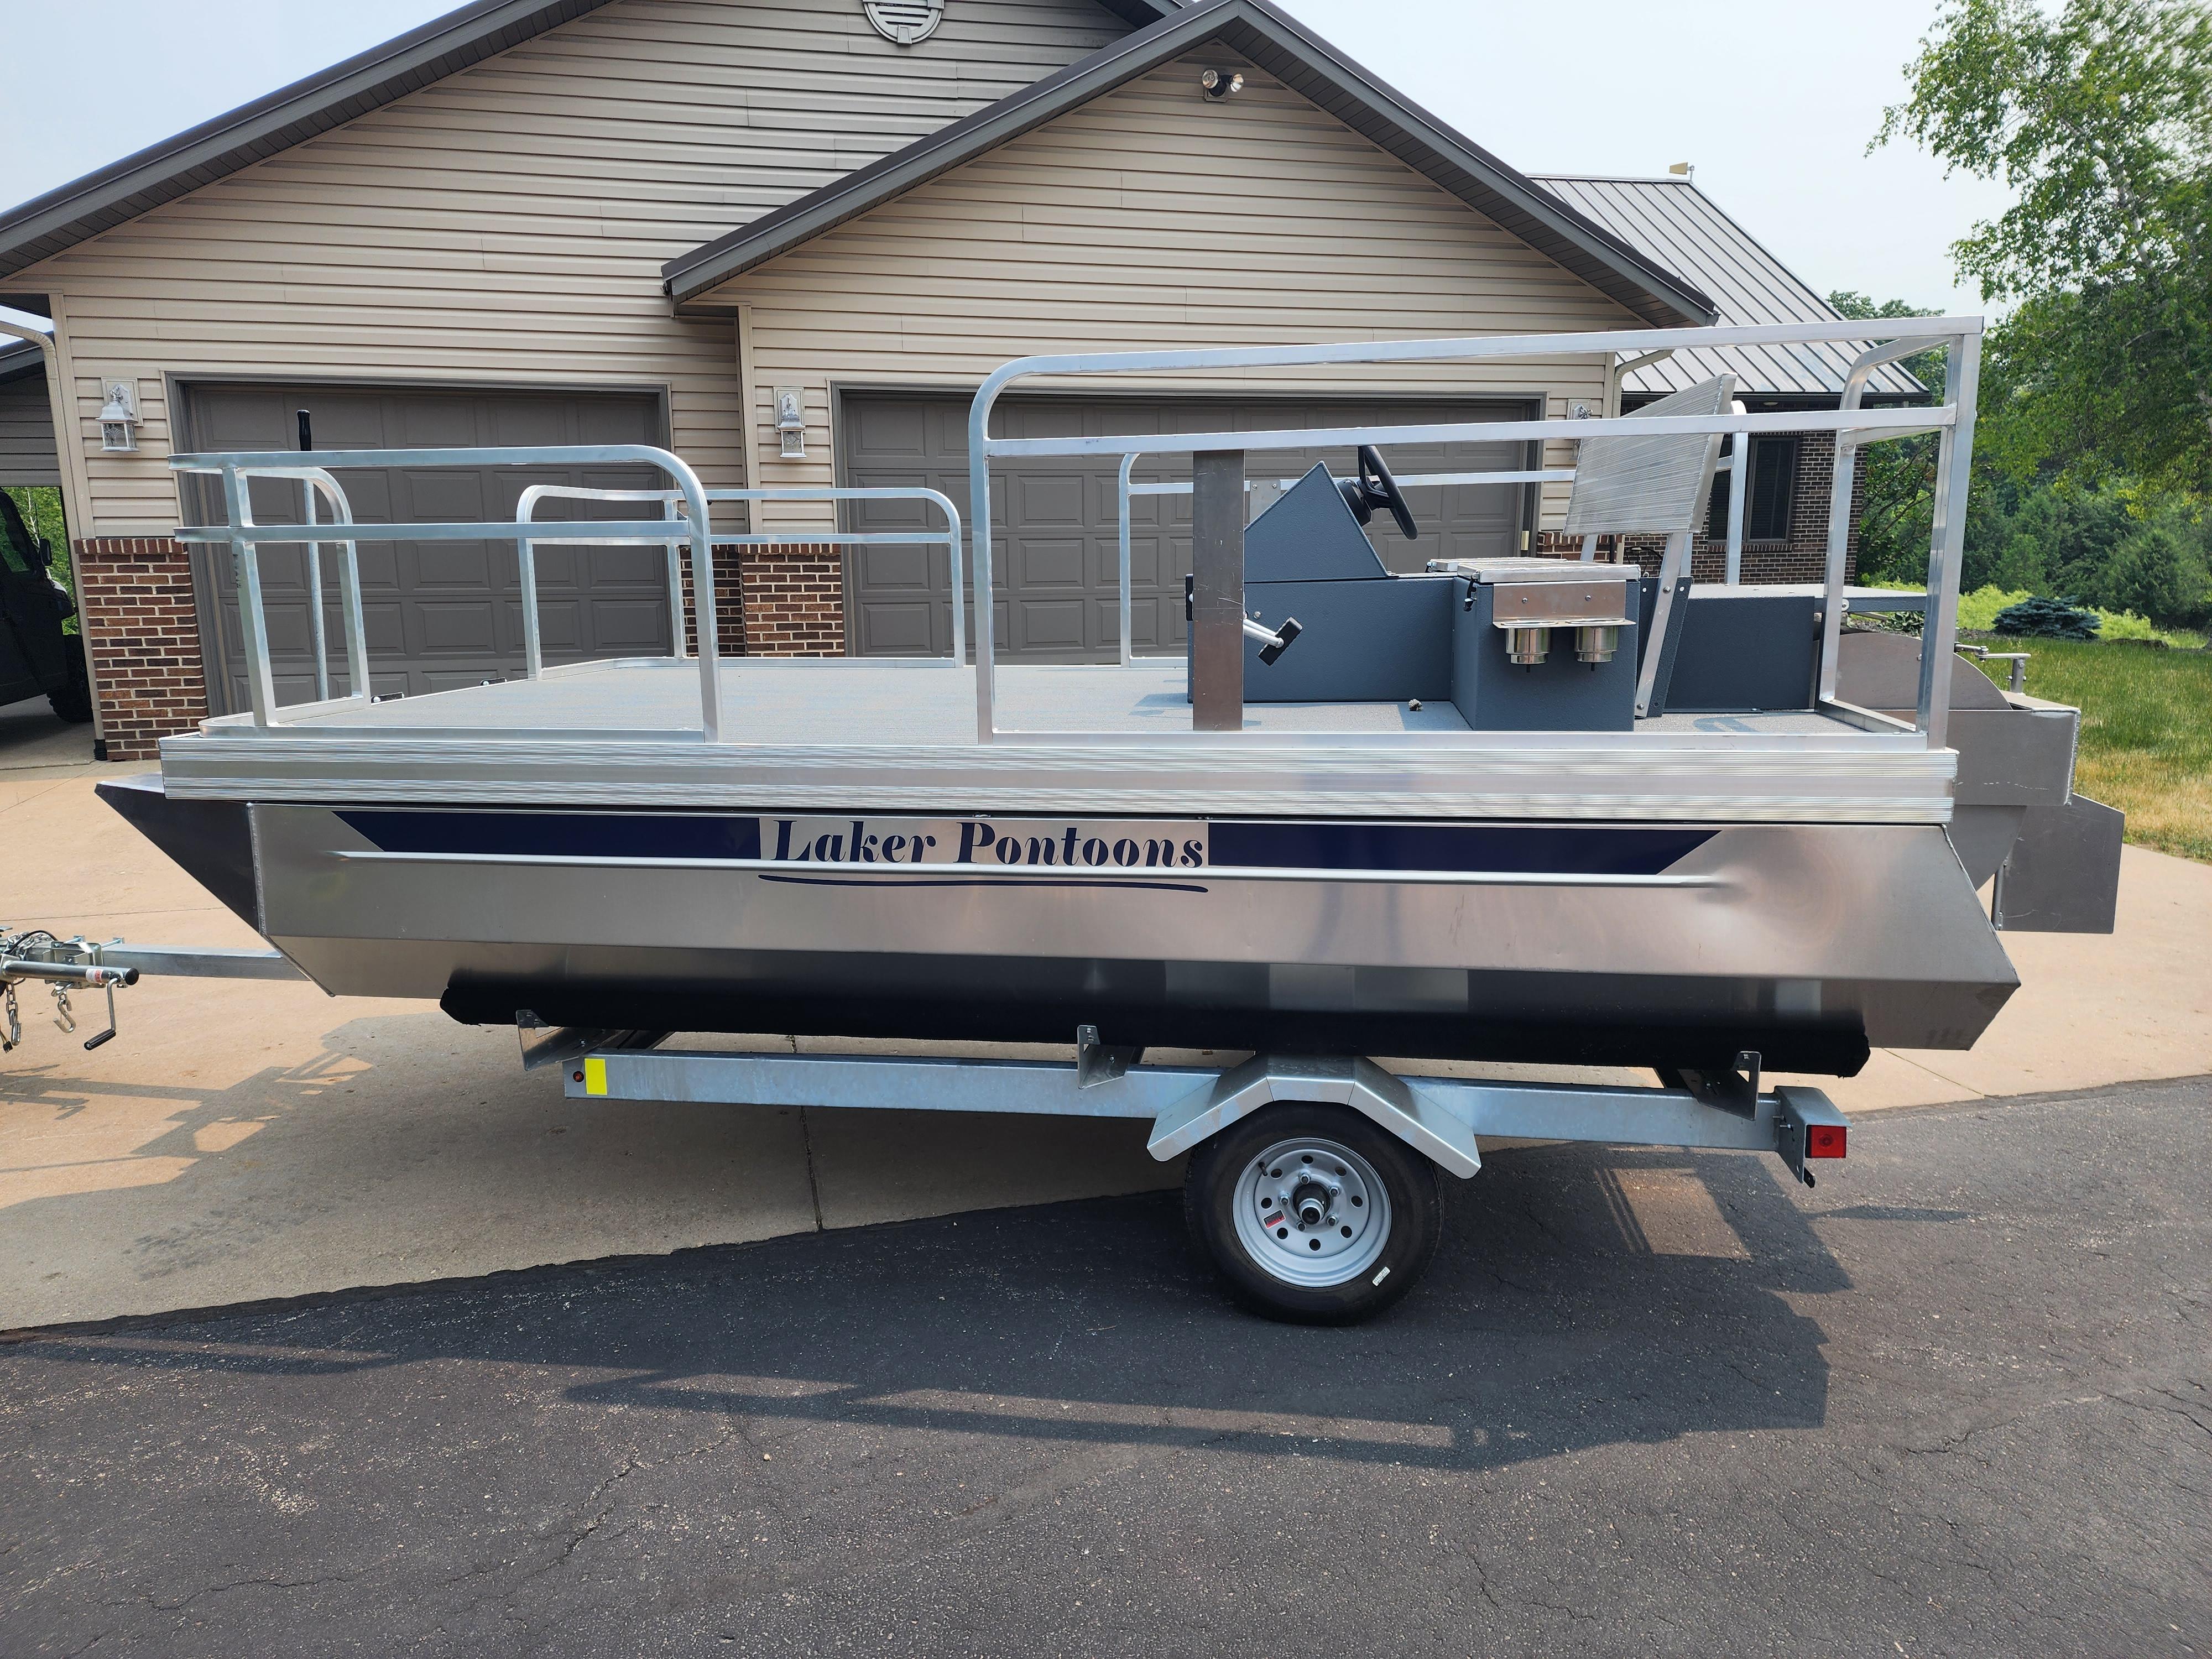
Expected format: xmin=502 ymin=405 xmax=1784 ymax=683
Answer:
xmin=1243 ymin=614 xmax=1303 ymax=666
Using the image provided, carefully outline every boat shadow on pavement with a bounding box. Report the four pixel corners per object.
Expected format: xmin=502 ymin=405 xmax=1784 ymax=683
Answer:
xmin=3 ymin=1139 xmax=1849 ymax=1479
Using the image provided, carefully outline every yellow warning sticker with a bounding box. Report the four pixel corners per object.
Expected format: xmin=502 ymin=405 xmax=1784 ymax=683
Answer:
xmin=583 ymin=1057 xmax=608 ymax=1097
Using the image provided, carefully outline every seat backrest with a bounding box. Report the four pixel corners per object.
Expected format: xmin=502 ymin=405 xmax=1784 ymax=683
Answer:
xmin=1562 ymin=374 xmax=1735 ymax=536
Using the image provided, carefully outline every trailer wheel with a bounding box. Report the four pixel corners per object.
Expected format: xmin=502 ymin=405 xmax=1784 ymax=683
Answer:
xmin=1184 ymin=1103 xmax=1442 ymax=1323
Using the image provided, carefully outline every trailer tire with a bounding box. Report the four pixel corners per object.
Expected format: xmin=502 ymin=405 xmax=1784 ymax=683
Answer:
xmin=1184 ymin=1102 xmax=1442 ymax=1324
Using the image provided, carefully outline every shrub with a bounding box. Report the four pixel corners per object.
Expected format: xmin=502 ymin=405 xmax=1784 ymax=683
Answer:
xmin=2095 ymin=608 xmax=2169 ymax=641
xmin=1992 ymin=596 xmax=2103 ymax=638
xmin=2094 ymin=524 xmax=2211 ymax=626
xmin=1958 ymin=585 xmax=2037 ymax=632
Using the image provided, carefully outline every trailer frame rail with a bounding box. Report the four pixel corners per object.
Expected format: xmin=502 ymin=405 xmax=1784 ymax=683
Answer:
xmin=561 ymin=1045 xmax=1850 ymax=1188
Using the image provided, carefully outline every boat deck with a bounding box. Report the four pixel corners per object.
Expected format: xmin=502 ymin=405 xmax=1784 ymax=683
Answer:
xmin=156 ymin=656 xmax=1949 ymax=823
xmin=255 ymin=657 xmax=1861 ymax=743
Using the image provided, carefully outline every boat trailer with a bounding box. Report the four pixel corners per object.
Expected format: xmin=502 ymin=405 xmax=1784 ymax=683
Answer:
xmin=3 ymin=925 xmax=1845 ymax=1319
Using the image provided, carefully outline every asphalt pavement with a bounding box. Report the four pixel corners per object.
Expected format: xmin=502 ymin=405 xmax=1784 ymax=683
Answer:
xmin=3 ymin=1078 xmax=2207 ymax=1657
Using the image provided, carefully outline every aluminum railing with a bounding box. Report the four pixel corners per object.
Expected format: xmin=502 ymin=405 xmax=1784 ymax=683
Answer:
xmin=967 ymin=319 xmax=1979 ymax=748
xmin=515 ymin=484 xmax=963 ymax=675
xmin=512 ymin=483 xmax=693 ymax=680
xmin=166 ymin=322 xmax=1976 ymax=753
xmin=170 ymin=448 xmax=962 ymax=739
xmin=172 ymin=444 xmax=724 ymax=734
xmin=1117 ymin=442 xmax=1789 ymax=604
xmin=1110 ymin=460 xmax=1578 ymax=666
xmin=173 ymin=462 xmax=373 ymax=712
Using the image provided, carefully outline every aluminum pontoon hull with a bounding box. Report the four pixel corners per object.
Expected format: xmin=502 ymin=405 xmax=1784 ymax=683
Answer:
xmin=107 ymin=779 xmax=2018 ymax=1075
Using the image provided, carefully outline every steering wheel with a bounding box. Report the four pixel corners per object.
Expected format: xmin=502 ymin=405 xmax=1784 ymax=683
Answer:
xmin=1335 ymin=444 xmax=1419 ymax=541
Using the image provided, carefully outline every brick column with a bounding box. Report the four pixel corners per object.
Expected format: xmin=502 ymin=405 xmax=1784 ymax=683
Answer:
xmin=679 ymin=543 xmax=748 ymax=658
xmin=740 ymin=543 xmax=846 ymax=656
xmin=74 ymin=537 xmax=208 ymax=761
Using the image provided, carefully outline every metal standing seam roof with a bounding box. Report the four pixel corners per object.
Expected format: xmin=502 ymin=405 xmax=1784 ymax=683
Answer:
xmin=662 ymin=0 xmax=1718 ymax=329
xmin=0 ymin=0 xmax=1183 ymax=294
xmin=1530 ymin=175 xmax=1928 ymax=403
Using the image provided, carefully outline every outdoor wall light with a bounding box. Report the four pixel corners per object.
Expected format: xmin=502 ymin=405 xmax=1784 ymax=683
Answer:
xmin=97 ymin=380 xmax=140 ymax=453
xmin=1200 ymin=68 xmax=1244 ymax=100
xmin=775 ymin=385 xmax=806 ymax=460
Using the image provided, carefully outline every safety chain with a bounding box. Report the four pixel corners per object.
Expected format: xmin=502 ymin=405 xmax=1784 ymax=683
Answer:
xmin=1 ymin=927 xmax=124 ymax=1052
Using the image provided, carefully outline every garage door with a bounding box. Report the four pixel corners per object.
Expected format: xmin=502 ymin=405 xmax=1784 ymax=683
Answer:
xmin=181 ymin=383 xmax=669 ymax=712
xmin=842 ymin=394 xmax=1531 ymax=660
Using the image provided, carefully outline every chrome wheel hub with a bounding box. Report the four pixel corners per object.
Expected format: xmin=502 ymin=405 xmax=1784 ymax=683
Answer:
xmin=1232 ymin=1135 xmax=1391 ymax=1288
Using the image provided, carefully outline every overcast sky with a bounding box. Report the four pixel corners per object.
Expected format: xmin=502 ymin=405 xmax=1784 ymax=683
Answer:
xmin=0 ymin=0 xmax=2011 ymax=335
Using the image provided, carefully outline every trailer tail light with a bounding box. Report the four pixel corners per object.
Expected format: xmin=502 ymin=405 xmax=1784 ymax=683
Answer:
xmin=1807 ymin=1123 xmax=1846 ymax=1159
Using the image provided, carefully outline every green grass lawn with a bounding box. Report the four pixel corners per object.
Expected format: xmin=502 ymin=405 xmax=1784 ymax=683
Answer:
xmin=1968 ymin=637 xmax=2212 ymax=863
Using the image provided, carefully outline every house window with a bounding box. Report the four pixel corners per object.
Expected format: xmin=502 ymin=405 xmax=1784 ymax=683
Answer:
xmin=1707 ymin=435 xmax=1801 ymax=542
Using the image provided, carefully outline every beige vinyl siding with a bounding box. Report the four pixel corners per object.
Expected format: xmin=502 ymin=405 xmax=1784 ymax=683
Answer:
xmin=17 ymin=0 xmax=1130 ymax=533
xmin=713 ymin=54 xmax=1644 ymax=530
xmin=0 ymin=371 xmax=60 ymax=488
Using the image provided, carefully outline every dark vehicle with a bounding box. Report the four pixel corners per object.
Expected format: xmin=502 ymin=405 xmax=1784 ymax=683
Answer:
xmin=0 ymin=491 xmax=90 ymax=722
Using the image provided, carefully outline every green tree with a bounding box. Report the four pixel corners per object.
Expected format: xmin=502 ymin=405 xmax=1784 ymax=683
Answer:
xmin=1877 ymin=0 xmax=2212 ymax=494
xmin=2096 ymin=520 xmax=2212 ymax=621
xmin=1827 ymin=290 xmax=1951 ymax=582
xmin=1 ymin=484 xmax=72 ymax=619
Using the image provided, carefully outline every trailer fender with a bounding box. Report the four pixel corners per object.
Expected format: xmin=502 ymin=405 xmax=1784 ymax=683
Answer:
xmin=1147 ymin=1055 xmax=1483 ymax=1178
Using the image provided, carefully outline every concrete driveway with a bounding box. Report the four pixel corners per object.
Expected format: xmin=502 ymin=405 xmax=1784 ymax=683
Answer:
xmin=0 ymin=693 xmax=95 ymax=774
xmin=2 ymin=1080 xmax=2205 ymax=1656
xmin=2 ymin=733 xmax=2210 ymax=1333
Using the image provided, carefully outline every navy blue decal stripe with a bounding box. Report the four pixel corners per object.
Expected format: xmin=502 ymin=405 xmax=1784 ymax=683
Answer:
xmin=337 ymin=811 xmax=1716 ymax=878
xmin=1210 ymin=822 xmax=1716 ymax=877
xmin=338 ymin=810 xmax=762 ymax=861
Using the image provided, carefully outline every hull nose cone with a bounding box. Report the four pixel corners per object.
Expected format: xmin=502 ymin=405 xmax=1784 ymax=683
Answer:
xmin=96 ymin=775 xmax=260 ymax=930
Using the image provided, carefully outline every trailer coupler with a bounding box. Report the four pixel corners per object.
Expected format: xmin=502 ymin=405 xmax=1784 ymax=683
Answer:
xmin=0 ymin=928 xmax=304 ymax=1053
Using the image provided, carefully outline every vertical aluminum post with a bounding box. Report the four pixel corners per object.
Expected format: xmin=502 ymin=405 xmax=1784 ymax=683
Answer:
xmin=516 ymin=530 xmax=544 ymax=681
xmin=296 ymin=415 xmax=330 ymax=705
xmin=299 ymin=472 xmax=368 ymax=701
xmin=1817 ymin=334 xmax=1950 ymax=709
xmin=662 ymin=498 xmax=689 ymax=661
xmin=1918 ymin=332 xmax=1980 ymax=749
xmin=968 ymin=405 xmax=997 ymax=742
xmin=1190 ymin=450 xmax=1245 ymax=732
xmin=1724 ymin=431 xmax=1749 ymax=585
xmin=1117 ymin=451 xmax=1138 ymax=666
xmin=301 ymin=484 xmax=330 ymax=703
xmin=221 ymin=464 xmax=279 ymax=727
xmin=682 ymin=522 xmax=721 ymax=743
xmin=633 ymin=456 xmax=726 ymax=739
xmin=323 ymin=481 xmax=369 ymax=702
xmin=1815 ymin=436 xmax=1857 ymax=705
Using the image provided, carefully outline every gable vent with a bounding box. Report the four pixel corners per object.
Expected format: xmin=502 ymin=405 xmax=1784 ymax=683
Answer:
xmin=863 ymin=1 xmax=946 ymax=45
